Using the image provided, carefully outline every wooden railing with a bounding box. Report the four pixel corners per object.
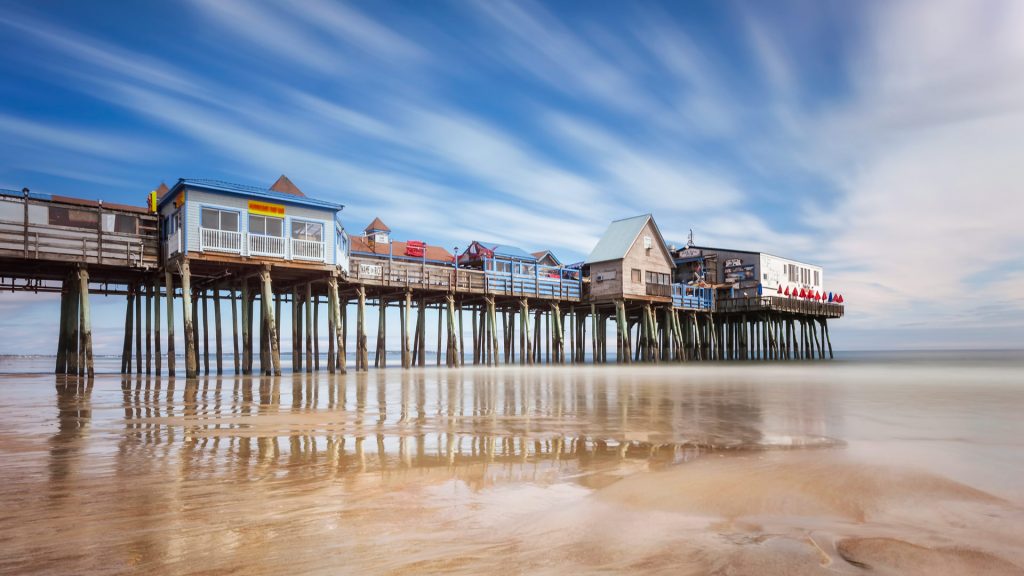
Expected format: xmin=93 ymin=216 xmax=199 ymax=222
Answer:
xmin=0 ymin=217 xmax=158 ymax=269
xmin=290 ymin=238 xmax=325 ymax=261
xmin=248 ymin=234 xmax=285 ymax=258
xmin=348 ymin=256 xmax=581 ymax=300
xmin=715 ymin=296 xmax=844 ymax=318
xmin=646 ymin=283 xmax=672 ymax=298
xmin=199 ymin=227 xmax=242 ymax=253
xmin=672 ymin=284 xmax=714 ymax=310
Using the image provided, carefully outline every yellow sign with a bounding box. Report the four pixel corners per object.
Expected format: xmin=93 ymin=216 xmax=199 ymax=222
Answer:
xmin=147 ymin=191 xmax=158 ymax=213
xmin=248 ymin=200 xmax=285 ymax=217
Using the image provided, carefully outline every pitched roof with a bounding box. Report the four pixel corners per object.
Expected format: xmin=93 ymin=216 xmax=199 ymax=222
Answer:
xmin=585 ymin=214 xmax=673 ymax=265
xmin=350 ymin=236 xmax=453 ymax=262
xmin=531 ymin=250 xmax=562 ymax=265
xmin=463 ymin=241 xmax=536 ymax=261
xmin=155 ymin=182 xmax=169 ymax=199
xmin=158 ymin=178 xmax=343 ymax=211
xmin=270 ymin=174 xmax=305 ymax=197
xmin=364 ymin=217 xmax=390 ymax=233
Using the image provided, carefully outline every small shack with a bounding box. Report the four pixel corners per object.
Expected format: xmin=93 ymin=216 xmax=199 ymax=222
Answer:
xmin=158 ymin=175 xmax=348 ymax=271
xmin=585 ymin=214 xmax=675 ymax=303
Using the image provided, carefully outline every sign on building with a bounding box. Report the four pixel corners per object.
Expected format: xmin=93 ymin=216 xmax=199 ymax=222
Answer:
xmin=359 ymin=263 xmax=383 ymax=278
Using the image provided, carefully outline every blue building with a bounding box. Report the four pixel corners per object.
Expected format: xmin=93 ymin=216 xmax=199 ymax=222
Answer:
xmin=158 ymin=175 xmax=349 ymax=273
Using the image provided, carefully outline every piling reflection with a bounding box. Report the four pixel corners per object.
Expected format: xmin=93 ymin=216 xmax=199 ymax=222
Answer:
xmin=89 ymin=368 xmax=840 ymax=489
xmin=17 ymin=360 xmax=1023 ymax=575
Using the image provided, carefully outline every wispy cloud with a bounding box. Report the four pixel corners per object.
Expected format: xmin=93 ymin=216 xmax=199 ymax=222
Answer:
xmin=0 ymin=0 xmax=1021 ymax=352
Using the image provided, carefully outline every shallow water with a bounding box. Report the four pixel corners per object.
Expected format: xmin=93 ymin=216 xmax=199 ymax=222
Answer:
xmin=1 ymin=354 xmax=1023 ymax=574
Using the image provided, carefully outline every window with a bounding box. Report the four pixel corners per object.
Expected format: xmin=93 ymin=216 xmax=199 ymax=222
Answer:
xmin=646 ymin=271 xmax=670 ymax=285
xmin=813 ymin=270 xmax=820 ymax=286
xmin=643 ymin=236 xmax=652 ymax=250
xmin=113 ymin=214 xmax=137 ymax=234
xmin=49 ymin=206 xmax=98 ymax=229
xmin=201 ymin=208 xmax=238 ymax=232
xmin=249 ymin=214 xmax=283 ymax=237
xmin=632 ymin=268 xmax=642 ymax=282
xmin=291 ymin=220 xmax=323 ymax=242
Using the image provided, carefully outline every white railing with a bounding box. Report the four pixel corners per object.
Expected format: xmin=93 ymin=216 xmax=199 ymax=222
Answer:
xmin=249 ymin=234 xmax=285 ymax=258
xmin=167 ymin=229 xmax=182 ymax=256
xmin=291 ymin=238 xmax=325 ymax=261
xmin=199 ymin=227 xmax=242 ymax=253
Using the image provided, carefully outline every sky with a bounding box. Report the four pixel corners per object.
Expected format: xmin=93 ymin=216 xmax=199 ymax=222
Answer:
xmin=0 ymin=0 xmax=1022 ymax=353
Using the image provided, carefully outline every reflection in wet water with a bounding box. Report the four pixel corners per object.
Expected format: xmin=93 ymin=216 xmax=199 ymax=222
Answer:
xmin=2 ymin=362 xmax=1023 ymax=575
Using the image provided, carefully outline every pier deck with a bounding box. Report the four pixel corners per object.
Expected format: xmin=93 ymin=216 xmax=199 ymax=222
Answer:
xmin=0 ymin=185 xmax=843 ymax=377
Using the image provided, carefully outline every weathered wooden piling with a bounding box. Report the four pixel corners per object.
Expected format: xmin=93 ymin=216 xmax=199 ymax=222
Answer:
xmin=180 ymin=261 xmax=197 ymax=378
xmin=121 ymin=285 xmax=134 ymax=374
xmin=313 ymin=292 xmax=320 ymax=371
xmin=145 ymin=282 xmax=153 ymax=375
xmin=65 ymin=274 xmax=80 ymax=375
xmin=78 ymin=267 xmax=94 ymax=377
xmin=229 ymin=287 xmax=238 ymax=374
xmin=356 ymin=285 xmax=368 ymax=371
xmin=55 ymin=277 xmax=71 ymax=374
xmin=240 ymin=280 xmax=250 ymax=375
xmin=260 ymin=267 xmax=281 ymax=376
xmin=402 ymin=290 xmax=412 ymax=369
xmin=164 ymin=270 xmax=176 ymax=376
xmin=213 ymin=286 xmax=223 ymax=375
xmin=201 ymin=288 xmax=210 ymax=375
xmin=328 ymin=276 xmax=345 ymax=373
xmin=375 ymin=296 xmax=386 ymax=369
xmin=292 ymin=286 xmax=301 ymax=373
xmin=305 ymin=282 xmax=313 ymax=373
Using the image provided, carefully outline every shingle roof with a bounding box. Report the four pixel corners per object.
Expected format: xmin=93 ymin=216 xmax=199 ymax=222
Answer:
xmin=364 ymin=217 xmax=390 ymax=233
xmin=350 ymin=236 xmax=453 ymax=262
xmin=585 ymin=214 xmax=672 ymax=265
xmin=473 ymin=241 xmax=536 ymax=261
xmin=531 ymin=250 xmax=562 ymax=265
xmin=159 ymin=178 xmax=343 ymax=211
xmin=270 ymin=174 xmax=305 ymax=197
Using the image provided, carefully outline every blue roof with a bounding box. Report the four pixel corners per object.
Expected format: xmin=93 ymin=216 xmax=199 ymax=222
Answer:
xmin=159 ymin=178 xmax=344 ymax=211
xmin=0 ymin=188 xmax=52 ymax=201
xmin=477 ymin=241 xmax=536 ymax=261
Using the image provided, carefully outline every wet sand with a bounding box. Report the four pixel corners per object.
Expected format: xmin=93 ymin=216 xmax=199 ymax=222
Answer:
xmin=0 ymin=356 xmax=1022 ymax=574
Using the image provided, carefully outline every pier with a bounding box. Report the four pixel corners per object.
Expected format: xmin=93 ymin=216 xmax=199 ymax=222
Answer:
xmin=0 ymin=178 xmax=843 ymax=378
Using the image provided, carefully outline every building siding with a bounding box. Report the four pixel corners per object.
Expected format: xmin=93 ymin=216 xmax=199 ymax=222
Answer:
xmin=619 ymin=219 xmax=674 ymax=298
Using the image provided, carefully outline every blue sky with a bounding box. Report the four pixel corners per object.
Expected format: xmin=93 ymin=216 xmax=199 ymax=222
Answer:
xmin=1 ymin=0 xmax=1022 ymax=353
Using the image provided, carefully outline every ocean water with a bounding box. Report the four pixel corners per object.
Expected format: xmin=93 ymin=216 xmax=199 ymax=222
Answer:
xmin=0 ymin=352 xmax=1022 ymax=574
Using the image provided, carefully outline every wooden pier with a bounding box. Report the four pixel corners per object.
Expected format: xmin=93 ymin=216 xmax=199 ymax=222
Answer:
xmin=0 ymin=182 xmax=843 ymax=378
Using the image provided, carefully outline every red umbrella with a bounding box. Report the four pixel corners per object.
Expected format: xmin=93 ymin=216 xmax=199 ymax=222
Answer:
xmin=799 ymin=288 xmax=806 ymax=298
xmin=777 ymin=285 xmax=783 ymax=294
xmin=815 ymin=291 xmax=821 ymax=301
xmin=836 ymin=294 xmax=844 ymax=303
xmin=784 ymin=287 xmax=790 ymax=296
